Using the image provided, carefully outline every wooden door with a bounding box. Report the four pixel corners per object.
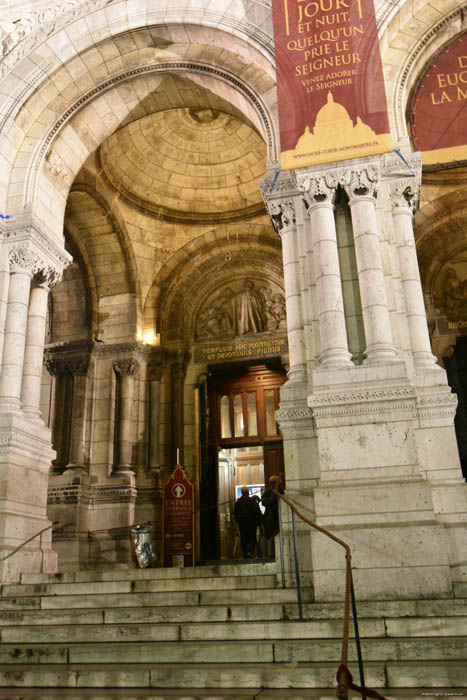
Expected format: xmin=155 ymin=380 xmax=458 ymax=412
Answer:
xmin=204 ymin=364 xmax=287 ymax=559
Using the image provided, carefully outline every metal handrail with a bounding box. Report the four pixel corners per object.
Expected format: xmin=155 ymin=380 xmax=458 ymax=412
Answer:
xmin=0 ymin=521 xmax=59 ymax=565
xmin=276 ymin=489 xmax=389 ymax=700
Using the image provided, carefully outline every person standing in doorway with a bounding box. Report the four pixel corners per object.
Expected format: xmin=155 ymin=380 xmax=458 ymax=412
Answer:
xmin=261 ymin=475 xmax=282 ymax=558
xmin=234 ymin=486 xmax=262 ymax=559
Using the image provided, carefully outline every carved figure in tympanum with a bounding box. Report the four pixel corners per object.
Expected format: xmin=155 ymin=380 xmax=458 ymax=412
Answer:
xmin=196 ymin=280 xmax=286 ymax=339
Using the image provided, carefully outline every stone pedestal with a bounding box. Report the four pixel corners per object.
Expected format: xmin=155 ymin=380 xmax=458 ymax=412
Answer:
xmin=48 ymin=469 xmax=137 ymax=571
xmin=0 ymin=413 xmax=57 ymax=582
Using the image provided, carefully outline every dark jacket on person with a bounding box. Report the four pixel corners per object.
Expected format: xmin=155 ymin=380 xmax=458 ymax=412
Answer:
xmin=261 ymin=487 xmax=280 ymax=538
xmin=234 ymin=494 xmax=262 ymax=528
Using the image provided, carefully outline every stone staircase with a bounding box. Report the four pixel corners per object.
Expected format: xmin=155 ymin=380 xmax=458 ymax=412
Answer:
xmin=0 ymin=562 xmax=466 ymax=699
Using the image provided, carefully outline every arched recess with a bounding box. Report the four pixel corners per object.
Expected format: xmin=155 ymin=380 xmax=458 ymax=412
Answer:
xmin=49 ymin=235 xmax=93 ymax=344
xmin=416 ymin=188 xmax=467 ymax=296
xmin=0 ymin=22 xmax=278 ymax=232
xmin=378 ymin=1 xmax=467 ymax=144
xmin=147 ymin=223 xmax=283 ymax=344
xmin=64 ymin=189 xmax=139 ymax=343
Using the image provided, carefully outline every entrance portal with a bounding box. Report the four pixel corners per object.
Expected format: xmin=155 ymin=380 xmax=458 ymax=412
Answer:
xmin=202 ymin=364 xmax=286 ymax=561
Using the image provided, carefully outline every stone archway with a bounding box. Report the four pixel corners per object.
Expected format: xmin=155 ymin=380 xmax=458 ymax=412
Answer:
xmin=0 ymin=8 xmax=281 ymax=579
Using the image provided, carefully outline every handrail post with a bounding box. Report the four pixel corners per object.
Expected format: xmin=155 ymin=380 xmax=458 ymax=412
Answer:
xmin=350 ymin=570 xmax=366 ymax=699
xmin=278 ymin=497 xmax=286 ymax=589
xmin=291 ymin=509 xmax=303 ymax=621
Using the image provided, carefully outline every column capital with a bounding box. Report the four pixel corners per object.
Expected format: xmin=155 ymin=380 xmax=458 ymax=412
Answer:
xmin=148 ymin=353 xmax=165 ymax=382
xmin=8 ymin=246 xmax=37 ymax=275
xmin=2 ymin=217 xmax=72 ymax=278
xmin=338 ymin=164 xmax=380 ymax=203
xmin=296 ymin=173 xmax=337 ymax=208
xmin=389 ymin=180 xmax=419 ymax=216
xmin=67 ymin=358 xmax=90 ymax=376
xmin=267 ymin=199 xmax=297 ymax=236
xmin=114 ymin=359 xmax=139 ymax=378
xmin=171 ymin=360 xmax=186 ymax=382
xmin=45 ymin=357 xmax=68 ymax=378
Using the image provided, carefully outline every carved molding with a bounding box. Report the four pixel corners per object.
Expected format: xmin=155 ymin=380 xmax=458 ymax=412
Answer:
xmin=310 ymin=387 xmax=417 ymax=406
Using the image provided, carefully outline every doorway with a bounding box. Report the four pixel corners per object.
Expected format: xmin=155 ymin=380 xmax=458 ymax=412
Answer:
xmin=202 ymin=363 xmax=286 ymax=561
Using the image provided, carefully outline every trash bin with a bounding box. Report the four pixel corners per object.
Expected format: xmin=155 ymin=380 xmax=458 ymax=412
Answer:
xmin=130 ymin=524 xmax=157 ymax=568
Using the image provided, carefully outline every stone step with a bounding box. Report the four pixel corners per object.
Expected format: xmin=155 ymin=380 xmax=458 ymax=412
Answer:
xmin=20 ymin=562 xmax=277 ymax=584
xmin=1 ymin=604 xmax=467 ymax=641
xmin=0 ymin=662 xmax=387 ymax=689
xmin=0 ymin=661 xmax=465 ymax=689
xmin=0 ymin=603 xmax=286 ymax=626
xmin=0 ymin=618 xmax=385 ymax=643
xmin=1 ymin=692 xmax=466 ymax=700
xmin=0 ymin=586 xmax=309 ymax=610
xmin=0 ymin=636 xmax=466 ymax=664
xmin=0 ymin=574 xmax=278 ymax=599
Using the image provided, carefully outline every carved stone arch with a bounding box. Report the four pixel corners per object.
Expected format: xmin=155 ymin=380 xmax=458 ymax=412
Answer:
xmin=0 ymin=20 xmax=278 ymax=223
xmin=151 ymin=223 xmax=283 ymax=344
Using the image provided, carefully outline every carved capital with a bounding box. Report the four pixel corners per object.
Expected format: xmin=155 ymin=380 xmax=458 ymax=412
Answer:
xmin=390 ymin=180 xmax=419 ymax=214
xmin=267 ymin=199 xmax=297 ymax=235
xmin=338 ymin=165 xmax=379 ymax=202
xmin=148 ymin=356 xmax=165 ymax=382
xmin=67 ymin=358 xmax=89 ymax=376
xmin=114 ymin=360 xmax=139 ymax=378
xmin=32 ymin=264 xmax=62 ymax=290
xmin=45 ymin=357 xmax=68 ymax=378
xmin=8 ymin=245 xmax=37 ymax=273
xmin=296 ymin=173 xmax=337 ymax=207
xmin=171 ymin=361 xmax=186 ymax=383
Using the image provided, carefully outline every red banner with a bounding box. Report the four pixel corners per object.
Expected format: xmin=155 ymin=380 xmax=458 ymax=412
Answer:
xmin=272 ymin=0 xmax=392 ymax=169
xmin=411 ymin=34 xmax=467 ymax=166
xmin=163 ymin=465 xmax=194 ymax=567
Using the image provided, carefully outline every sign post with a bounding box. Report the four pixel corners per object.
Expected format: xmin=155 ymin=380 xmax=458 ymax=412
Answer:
xmin=162 ymin=464 xmax=194 ymax=567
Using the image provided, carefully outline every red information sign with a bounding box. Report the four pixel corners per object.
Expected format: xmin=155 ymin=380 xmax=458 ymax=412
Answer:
xmin=272 ymin=0 xmax=392 ymax=169
xmin=411 ymin=34 xmax=467 ymax=166
xmin=163 ymin=465 xmax=194 ymax=567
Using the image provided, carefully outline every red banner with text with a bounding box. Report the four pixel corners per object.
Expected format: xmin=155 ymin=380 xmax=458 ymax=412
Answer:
xmin=411 ymin=33 xmax=467 ymax=166
xmin=163 ymin=465 xmax=194 ymax=567
xmin=272 ymin=0 xmax=392 ymax=169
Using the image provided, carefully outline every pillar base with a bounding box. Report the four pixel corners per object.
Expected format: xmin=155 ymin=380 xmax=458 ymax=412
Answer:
xmin=0 ymin=412 xmax=57 ymax=583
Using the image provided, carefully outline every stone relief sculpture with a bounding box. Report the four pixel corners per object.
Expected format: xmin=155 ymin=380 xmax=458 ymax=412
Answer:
xmin=197 ymin=280 xmax=286 ymax=339
xmin=444 ymin=266 xmax=467 ymax=314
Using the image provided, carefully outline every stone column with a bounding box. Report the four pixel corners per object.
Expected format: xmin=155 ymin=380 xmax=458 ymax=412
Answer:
xmin=171 ymin=360 xmax=186 ymax=466
xmin=0 ymin=247 xmax=36 ymax=411
xmin=268 ymin=197 xmax=307 ymax=383
xmin=391 ymin=181 xmax=438 ymax=370
xmin=148 ymin=354 xmax=164 ymax=482
xmin=45 ymin=358 xmax=69 ymax=472
xmin=21 ymin=268 xmax=59 ymax=419
xmin=300 ymin=175 xmax=352 ymax=367
xmin=342 ymin=166 xmax=398 ymax=365
xmin=65 ymin=359 xmax=89 ymax=470
xmin=113 ymin=360 xmax=138 ymax=474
